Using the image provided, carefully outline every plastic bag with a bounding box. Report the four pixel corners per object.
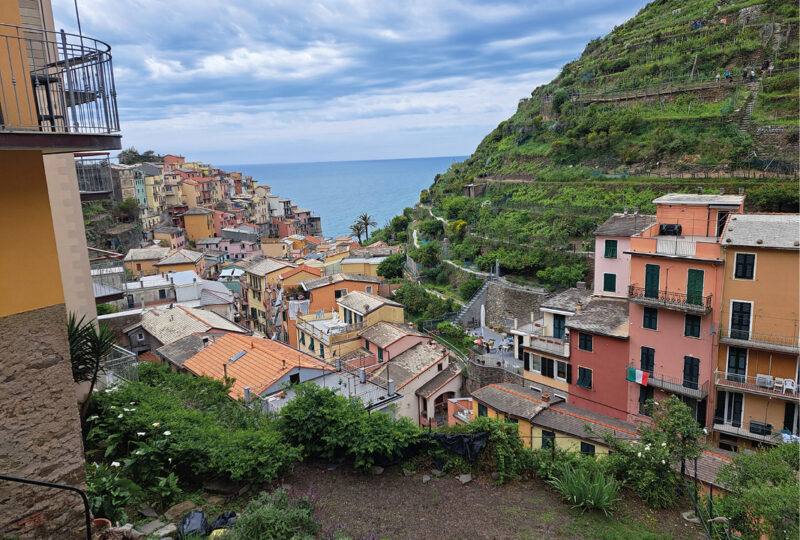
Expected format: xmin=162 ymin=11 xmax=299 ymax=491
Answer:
xmin=177 ymin=509 xmax=209 ymax=538
xmin=209 ymin=510 xmax=238 ymax=530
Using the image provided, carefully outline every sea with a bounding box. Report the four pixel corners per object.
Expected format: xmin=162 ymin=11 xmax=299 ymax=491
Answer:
xmin=220 ymin=156 xmax=467 ymax=238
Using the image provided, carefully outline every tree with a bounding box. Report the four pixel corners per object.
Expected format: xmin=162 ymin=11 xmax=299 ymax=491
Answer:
xmin=118 ymin=147 xmax=163 ymax=165
xmin=640 ymin=396 xmax=705 ymax=477
xmin=459 ymin=278 xmax=484 ymax=301
xmin=418 ymin=219 xmax=444 ymax=238
xmin=349 ymin=222 xmax=365 ymax=244
xmin=410 ymin=241 xmax=440 ymax=268
xmin=357 ymin=213 xmax=377 ymax=241
xmin=114 ymin=197 xmax=140 ymax=222
xmin=69 ymin=314 xmax=117 ymax=421
xmin=377 ymin=253 xmax=405 ymax=279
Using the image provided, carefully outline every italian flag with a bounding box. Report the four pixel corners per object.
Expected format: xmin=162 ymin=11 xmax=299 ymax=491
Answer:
xmin=627 ymin=367 xmax=649 ymax=386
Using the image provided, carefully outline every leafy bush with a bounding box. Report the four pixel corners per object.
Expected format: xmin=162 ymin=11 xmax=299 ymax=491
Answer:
xmin=86 ymin=463 xmax=143 ymax=524
xmin=279 ymin=384 xmax=422 ymax=470
xmin=418 ymin=219 xmax=444 ymax=238
xmin=225 ymin=489 xmax=319 ymax=540
xmin=439 ymin=417 xmax=527 ymax=483
xmin=549 ymin=466 xmax=620 ymax=516
xmin=408 ymin=241 xmax=440 ymax=268
xmin=458 ymin=278 xmax=484 ymax=300
xmin=536 ymin=263 xmax=588 ymax=288
xmin=377 ymin=253 xmax=405 ymax=279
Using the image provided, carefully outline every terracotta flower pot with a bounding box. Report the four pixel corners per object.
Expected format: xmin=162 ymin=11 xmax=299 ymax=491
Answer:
xmin=93 ymin=518 xmax=112 ymax=532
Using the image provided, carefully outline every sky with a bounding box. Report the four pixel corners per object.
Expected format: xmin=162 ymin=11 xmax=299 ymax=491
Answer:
xmin=53 ymin=0 xmax=645 ymax=164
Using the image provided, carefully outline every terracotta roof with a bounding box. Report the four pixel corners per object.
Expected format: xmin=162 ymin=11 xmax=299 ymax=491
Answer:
xmin=359 ymin=321 xmax=425 ymax=348
xmin=182 ymin=334 xmax=332 ymax=399
xmin=279 ymin=265 xmax=322 ymax=280
xmin=594 ymin=213 xmax=657 ymax=237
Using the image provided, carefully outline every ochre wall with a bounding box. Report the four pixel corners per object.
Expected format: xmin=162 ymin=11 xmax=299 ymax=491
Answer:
xmin=0 ymin=150 xmax=64 ymax=317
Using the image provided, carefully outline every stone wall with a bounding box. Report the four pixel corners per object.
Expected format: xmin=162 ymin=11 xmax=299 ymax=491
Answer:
xmin=0 ymin=304 xmax=87 ymax=539
xmin=485 ymin=278 xmax=549 ymax=330
xmin=462 ymin=360 xmax=525 ymax=395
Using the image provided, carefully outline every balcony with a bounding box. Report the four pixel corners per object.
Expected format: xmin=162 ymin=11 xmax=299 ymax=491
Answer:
xmin=628 ymin=364 xmax=708 ymax=400
xmin=0 ymin=23 xmax=120 ymax=152
xmin=714 ymin=371 xmax=799 ymax=401
xmin=527 ymin=333 xmax=570 ymax=358
xmin=75 ymin=154 xmax=112 ymax=200
xmin=628 ymin=286 xmax=712 ymax=315
xmin=89 ymin=247 xmax=125 ymax=302
xmin=296 ymin=312 xmax=364 ymax=346
xmin=719 ymin=327 xmax=800 ymax=355
xmin=713 ymin=417 xmax=797 ymax=445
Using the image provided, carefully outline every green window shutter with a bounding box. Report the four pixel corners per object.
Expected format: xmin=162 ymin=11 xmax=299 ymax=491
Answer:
xmin=603 ymin=273 xmax=616 ymax=292
xmin=604 ymin=239 xmax=618 ymax=258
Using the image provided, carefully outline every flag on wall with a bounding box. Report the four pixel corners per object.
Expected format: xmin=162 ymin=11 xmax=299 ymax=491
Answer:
xmin=627 ymin=367 xmax=649 ymax=386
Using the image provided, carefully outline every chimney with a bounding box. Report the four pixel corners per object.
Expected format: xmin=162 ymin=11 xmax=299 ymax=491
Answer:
xmin=633 ymin=206 xmax=639 ymax=215
xmin=359 ymin=367 xmax=366 ymax=383
xmin=243 ymin=386 xmax=251 ymax=403
xmin=387 ymin=378 xmax=395 ymax=396
xmin=541 ymin=392 xmax=550 ymax=407
xmin=282 ymin=359 xmax=286 ymax=369
xmin=203 ymin=337 xmax=209 ymax=347
xmin=222 ymin=363 xmax=227 ymax=378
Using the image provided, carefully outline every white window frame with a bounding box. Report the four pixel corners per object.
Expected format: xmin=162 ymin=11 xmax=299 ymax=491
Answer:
xmin=732 ymin=251 xmax=757 ymax=281
xmin=728 ymin=299 xmax=754 ymax=338
xmin=721 ymin=391 xmax=744 ymax=426
xmin=365 ymin=286 xmax=373 ymax=294
xmin=530 ymin=355 xmax=542 ymax=374
xmin=555 ymin=360 xmax=568 ymax=382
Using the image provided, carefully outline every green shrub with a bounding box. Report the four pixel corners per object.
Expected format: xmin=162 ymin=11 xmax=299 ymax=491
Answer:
xmin=439 ymin=417 xmax=527 ymax=483
xmin=458 ymin=278 xmax=484 ymax=300
xmin=418 ymin=219 xmax=444 ymax=238
xmin=377 ymin=252 xmax=405 ymax=279
xmin=85 ymin=463 xmax=143 ymax=524
xmin=225 ymin=489 xmax=319 ymax=540
xmin=763 ymin=71 xmax=799 ymax=94
xmin=548 ymin=466 xmax=620 ymax=516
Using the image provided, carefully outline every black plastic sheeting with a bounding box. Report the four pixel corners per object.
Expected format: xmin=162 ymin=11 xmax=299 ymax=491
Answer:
xmin=429 ymin=432 xmax=489 ymax=462
xmin=209 ymin=510 xmax=238 ymax=530
xmin=177 ymin=510 xmax=209 ymax=538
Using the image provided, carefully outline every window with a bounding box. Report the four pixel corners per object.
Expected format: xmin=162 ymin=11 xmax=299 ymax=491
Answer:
xmin=643 ymin=307 xmax=658 ymax=330
xmin=309 ymin=337 xmax=315 ymax=351
xmin=531 ymin=355 xmax=542 ymax=374
xmin=438 ymin=363 xmax=443 ymax=372
xmin=158 ymin=289 xmax=167 ymax=299
xmin=377 ymin=347 xmax=384 ymax=362
xmin=577 ymin=367 xmax=592 ymax=389
xmin=714 ymin=390 xmax=743 ymax=427
xmin=319 ymin=344 xmax=325 ymax=358
xmin=639 ymin=385 xmax=654 ymax=415
xmin=516 ymin=335 xmax=524 ymax=361
xmin=726 ymin=347 xmax=747 ymax=382
xmin=127 ymin=295 xmax=135 ymax=308
xmin=784 ymin=402 xmax=798 ymax=435
xmin=683 ymin=356 xmax=700 ymax=390
xmin=365 ymin=341 xmax=370 ymax=352
xmin=684 ymin=314 xmax=701 ymax=338
xmin=289 ymin=373 xmax=300 ymax=385
xmin=542 ymin=430 xmax=555 ymax=449
xmin=365 ymin=286 xmax=373 ymax=294
xmin=477 ymin=403 xmax=488 ymax=417
xmin=555 ymin=361 xmax=571 ymax=383
xmin=644 ymin=264 xmax=660 ymax=298
xmin=136 ymin=332 xmax=144 ymax=341
xmin=604 ymin=239 xmax=618 ymax=258
xmin=505 ymin=416 xmax=518 ymax=424
xmin=580 ymin=442 xmax=596 ymax=456
xmin=541 ymin=357 xmax=554 ymax=378
xmin=523 ymin=351 xmax=531 ymax=371
xmin=578 ymin=333 xmax=593 ymax=352
xmin=136 ymin=263 xmax=141 ymax=271
xmin=553 ymin=314 xmax=566 ymax=339
xmin=334 ymin=288 xmax=347 ymax=299
xmin=730 ymin=301 xmax=751 ymax=339
xmin=603 ymin=273 xmax=616 ymax=293
xmin=734 ymin=253 xmax=755 ymax=280
xmin=299 ymin=332 xmax=305 ymax=345
xmin=640 ymin=347 xmax=654 ymax=374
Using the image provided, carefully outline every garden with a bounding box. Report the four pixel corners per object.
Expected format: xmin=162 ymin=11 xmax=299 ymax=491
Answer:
xmin=83 ymin=363 xmax=799 ymax=539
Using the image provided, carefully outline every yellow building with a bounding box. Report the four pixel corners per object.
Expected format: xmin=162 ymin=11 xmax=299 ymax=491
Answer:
xmin=0 ymin=1 xmax=122 ymax=535
xmin=153 ymin=248 xmax=206 ymax=276
xmin=713 ymin=214 xmax=800 ymax=451
xmin=295 ymin=290 xmax=404 ymax=360
xmin=340 ymin=256 xmax=384 ymax=277
xmin=124 ymin=246 xmax=170 ymax=277
xmin=179 ymin=179 xmax=202 ymax=206
xmin=261 ymin=238 xmax=291 ymax=259
xmin=471 ymin=383 xmax=637 ymax=454
xmin=245 ymin=258 xmax=296 ymax=335
xmin=143 ymin=173 xmax=165 ymax=214
xmin=153 ymin=226 xmax=186 ymax=250
xmin=183 ymin=206 xmax=215 ymax=243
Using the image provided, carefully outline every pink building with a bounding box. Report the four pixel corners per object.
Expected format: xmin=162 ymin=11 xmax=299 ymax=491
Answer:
xmin=195 ymin=237 xmax=260 ymax=261
xmin=593 ymin=212 xmax=655 ymax=298
xmin=213 ymin=210 xmax=236 ymax=237
xmin=344 ymin=321 xmax=430 ymax=370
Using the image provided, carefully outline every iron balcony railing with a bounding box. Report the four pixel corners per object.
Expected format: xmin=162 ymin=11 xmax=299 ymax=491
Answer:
xmin=719 ymin=327 xmax=800 ymax=354
xmin=714 ymin=370 xmax=799 ymax=400
xmin=75 ymin=155 xmax=112 ymax=194
xmin=627 ymin=363 xmax=709 ymax=400
xmin=528 ymin=333 xmax=570 ymax=357
xmin=0 ymin=23 xmax=119 ymax=134
xmin=628 ymin=285 xmax=712 ymax=314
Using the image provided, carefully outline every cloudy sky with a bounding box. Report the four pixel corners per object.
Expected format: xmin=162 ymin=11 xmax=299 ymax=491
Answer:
xmin=54 ymin=1 xmax=644 ymax=164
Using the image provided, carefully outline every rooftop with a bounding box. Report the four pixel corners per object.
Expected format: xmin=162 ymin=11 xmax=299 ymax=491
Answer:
xmin=301 ymin=272 xmax=381 ymax=291
xmin=124 ymin=247 xmax=170 ymax=262
xmin=566 ymin=297 xmax=629 ymax=338
xmin=540 ymin=288 xmax=592 ymax=313
xmin=722 ymin=213 xmax=800 ymax=250
xmin=537 ymin=401 xmax=639 ymax=444
xmin=369 ymin=342 xmax=447 ymax=389
xmin=154 ymin=226 xmax=184 ymax=235
xmin=184 ymin=206 xmax=214 ymax=215
xmin=196 ymin=237 xmax=223 ymax=245
xmin=471 ymin=383 xmax=547 ymax=421
xmin=155 ymin=249 xmax=204 ymax=266
xmin=155 ymin=333 xmax=208 ymax=368
xmin=279 ymin=265 xmax=322 ymax=280
xmin=359 ymin=321 xmax=425 ymax=348
xmin=182 ymin=333 xmax=332 ymax=399
xmin=415 ymin=364 xmax=461 ymax=398
xmin=246 ymin=258 xmax=294 ymax=277
xmin=124 ymin=306 xmax=249 ymax=346
xmin=337 ymin=290 xmax=402 ymax=316
xmin=594 ymin=213 xmax=657 ymax=237
xmin=653 ymin=194 xmax=745 ymax=207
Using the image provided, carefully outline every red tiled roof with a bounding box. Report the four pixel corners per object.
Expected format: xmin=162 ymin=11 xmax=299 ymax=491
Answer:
xmin=279 ymin=265 xmax=322 ymax=280
xmin=182 ymin=334 xmax=332 ymax=399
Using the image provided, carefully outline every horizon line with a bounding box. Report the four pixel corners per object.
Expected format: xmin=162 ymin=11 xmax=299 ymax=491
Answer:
xmin=217 ymin=154 xmax=470 ymax=167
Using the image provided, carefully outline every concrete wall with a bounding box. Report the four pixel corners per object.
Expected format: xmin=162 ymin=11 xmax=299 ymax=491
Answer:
xmin=485 ymin=278 xmax=549 ymax=329
xmin=0 ymin=304 xmax=87 ymax=539
xmin=463 ymin=360 xmax=525 ymax=395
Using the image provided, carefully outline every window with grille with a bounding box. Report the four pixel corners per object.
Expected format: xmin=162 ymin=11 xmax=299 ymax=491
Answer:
xmin=542 ymin=430 xmax=555 ymax=449
xmin=603 ymin=273 xmax=616 ymax=292
xmin=684 ymin=314 xmax=701 ymax=338
xmin=580 ymin=442 xmax=596 ymax=456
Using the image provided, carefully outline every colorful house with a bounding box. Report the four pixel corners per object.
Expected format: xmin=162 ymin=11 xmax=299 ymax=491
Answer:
xmin=183 ymin=206 xmax=215 ymax=243
xmin=124 ymin=247 xmax=170 ymax=277
xmin=593 ymin=212 xmax=656 ymax=298
xmin=625 ymin=193 xmax=744 ymax=426
xmin=712 ymin=213 xmax=800 ymax=451
xmin=153 ymin=226 xmax=186 ymax=250
xmin=244 ymin=257 xmax=296 ymax=335
xmin=154 ymin=248 xmax=205 ymax=276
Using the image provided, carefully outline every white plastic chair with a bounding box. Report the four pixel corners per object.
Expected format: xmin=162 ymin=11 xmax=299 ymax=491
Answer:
xmin=774 ymin=378 xmax=785 ymax=393
xmin=783 ymin=379 xmax=796 ymax=394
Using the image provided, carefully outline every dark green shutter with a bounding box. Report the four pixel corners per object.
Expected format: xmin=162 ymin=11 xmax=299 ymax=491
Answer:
xmin=687 ymin=269 xmax=704 ymax=305
xmin=644 ymin=264 xmax=660 ymax=298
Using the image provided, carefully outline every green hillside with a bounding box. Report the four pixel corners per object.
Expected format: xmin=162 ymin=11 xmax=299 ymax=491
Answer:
xmin=375 ymin=0 xmax=799 ymax=289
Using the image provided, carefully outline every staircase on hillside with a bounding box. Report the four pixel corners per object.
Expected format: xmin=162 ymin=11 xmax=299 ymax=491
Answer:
xmin=455 ymin=278 xmax=492 ymax=327
xmin=736 ymin=82 xmax=760 ymax=143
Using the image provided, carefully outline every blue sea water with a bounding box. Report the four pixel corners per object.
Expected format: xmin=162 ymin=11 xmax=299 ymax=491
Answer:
xmin=221 ymin=156 xmax=466 ymax=238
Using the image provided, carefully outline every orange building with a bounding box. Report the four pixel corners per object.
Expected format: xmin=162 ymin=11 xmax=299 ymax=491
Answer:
xmin=626 ymin=194 xmax=744 ymax=426
xmin=183 ymin=206 xmax=215 ymax=243
xmin=712 ymin=213 xmax=800 ymax=451
xmin=153 ymin=248 xmax=205 ymax=276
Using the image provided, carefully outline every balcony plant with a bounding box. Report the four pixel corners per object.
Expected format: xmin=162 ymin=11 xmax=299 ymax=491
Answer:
xmin=69 ymin=313 xmax=117 ymax=421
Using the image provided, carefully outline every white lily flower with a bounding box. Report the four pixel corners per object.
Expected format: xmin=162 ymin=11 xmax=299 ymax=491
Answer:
xmin=661 ymin=459 xmax=666 ymax=464
xmin=163 ymin=430 xmax=171 ymax=436
xmin=661 ymin=442 xmax=666 ymax=447
xmin=136 ymin=432 xmax=146 ymax=436
xmin=110 ymin=461 xmax=121 ymax=467
xmin=152 ymin=422 xmax=160 ymax=427
xmin=637 ymin=452 xmax=642 ymax=457
xmin=117 ymin=413 xmax=124 ymax=419
xmin=129 ymin=402 xmax=136 ymax=405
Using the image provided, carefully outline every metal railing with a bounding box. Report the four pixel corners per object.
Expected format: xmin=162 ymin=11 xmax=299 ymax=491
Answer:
xmin=628 ymin=363 xmax=709 ymax=399
xmin=719 ymin=327 xmax=800 ymax=352
xmin=89 ymin=247 xmax=125 ymax=298
xmin=528 ymin=334 xmax=570 ymax=357
xmin=75 ymin=155 xmax=112 ymax=193
xmin=629 ymin=286 xmax=712 ymax=312
xmin=100 ymin=345 xmax=138 ymax=388
xmin=0 ymin=23 xmax=119 ymax=134
xmin=714 ymin=370 xmax=798 ymax=398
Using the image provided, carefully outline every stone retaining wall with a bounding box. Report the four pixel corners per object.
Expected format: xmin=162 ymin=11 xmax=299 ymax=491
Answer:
xmin=462 ymin=360 xmax=525 ymax=395
xmin=485 ymin=279 xmax=549 ymax=330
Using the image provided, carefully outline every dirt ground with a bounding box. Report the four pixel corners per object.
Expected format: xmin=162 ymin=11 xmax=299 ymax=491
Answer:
xmin=282 ymin=463 xmax=705 ymax=540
